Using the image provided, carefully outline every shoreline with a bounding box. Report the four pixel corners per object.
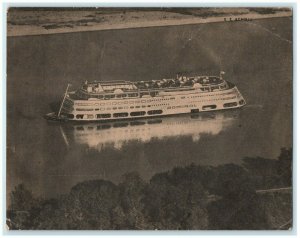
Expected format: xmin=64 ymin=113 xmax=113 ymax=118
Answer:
xmin=7 ymin=11 xmax=292 ymax=37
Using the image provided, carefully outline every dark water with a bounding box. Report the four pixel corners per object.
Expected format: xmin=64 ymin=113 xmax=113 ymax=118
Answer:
xmin=7 ymin=17 xmax=292 ymax=199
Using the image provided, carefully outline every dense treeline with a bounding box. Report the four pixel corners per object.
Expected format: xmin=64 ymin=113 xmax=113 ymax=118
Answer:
xmin=7 ymin=148 xmax=292 ymax=230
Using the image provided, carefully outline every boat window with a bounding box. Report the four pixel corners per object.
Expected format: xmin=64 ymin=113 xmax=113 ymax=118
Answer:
xmin=87 ymin=115 xmax=94 ymax=119
xmin=147 ymin=110 xmax=163 ymax=115
xmin=130 ymin=111 xmax=146 ymax=116
xmin=76 ymin=114 xmax=84 ymax=119
xmin=128 ymin=93 xmax=138 ymax=97
xmin=113 ymin=112 xmax=129 ymax=118
xmin=116 ymin=94 xmax=122 ymax=98
xmin=224 ymin=102 xmax=238 ymax=108
xmin=76 ymin=108 xmax=93 ymax=111
xmin=202 ymin=105 xmax=217 ymax=110
xmin=97 ymin=95 xmax=104 ymax=99
xmin=191 ymin=109 xmax=199 ymax=113
xmin=97 ymin=114 xmax=111 ymax=118
xmin=122 ymin=94 xmax=127 ymax=98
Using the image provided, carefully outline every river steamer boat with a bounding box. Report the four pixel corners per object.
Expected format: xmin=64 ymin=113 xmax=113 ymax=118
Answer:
xmin=45 ymin=72 xmax=246 ymax=122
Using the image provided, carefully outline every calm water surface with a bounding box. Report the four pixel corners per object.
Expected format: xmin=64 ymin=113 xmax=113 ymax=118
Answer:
xmin=7 ymin=17 xmax=292 ymax=198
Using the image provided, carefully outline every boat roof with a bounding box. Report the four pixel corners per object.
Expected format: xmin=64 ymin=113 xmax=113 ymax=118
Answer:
xmin=74 ymin=75 xmax=227 ymax=98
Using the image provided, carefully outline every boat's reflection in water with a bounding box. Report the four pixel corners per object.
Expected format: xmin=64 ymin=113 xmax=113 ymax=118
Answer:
xmin=61 ymin=110 xmax=240 ymax=151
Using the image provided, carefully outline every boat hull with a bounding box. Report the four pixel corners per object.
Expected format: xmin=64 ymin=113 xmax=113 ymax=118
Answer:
xmin=45 ymin=102 xmax=246 ymax=123
xmin=45 ymin=82 xmax=246 ymax=122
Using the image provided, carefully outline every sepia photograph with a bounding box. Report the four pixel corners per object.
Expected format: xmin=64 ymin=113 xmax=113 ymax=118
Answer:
xmin=5 ymin=5 xmax=293 ymax=231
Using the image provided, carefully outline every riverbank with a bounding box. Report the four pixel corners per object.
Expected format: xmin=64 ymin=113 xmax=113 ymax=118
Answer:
xmin=7 ymin=148 xmax=292 ymax=230
xmin=7 ymin=8 xmax=292 ymax=36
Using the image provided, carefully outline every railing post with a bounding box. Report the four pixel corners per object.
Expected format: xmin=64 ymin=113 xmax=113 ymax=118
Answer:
xmin=57 ymin=84 xmax=71 ymax=118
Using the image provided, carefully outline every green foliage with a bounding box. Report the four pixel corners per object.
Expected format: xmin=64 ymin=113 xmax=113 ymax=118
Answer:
xmin=9 ymin=184 xmax=36 ymax=211
xmin=63 ymin=180 xmax=120 ymax=229
xmin=7 ymin=148 xmax=292 ymax=230
xmin=7 ymin=184 xmax=38 ymax=229
xmin=242 ymin=147 xmax=292 ymax=189
xmin=118 ymin=172 xmax=150 ymax=229
xmin=277 ymin=148 xmax=292 ymax=186
xmin=143 ymin=166 xmax=209 ymax=229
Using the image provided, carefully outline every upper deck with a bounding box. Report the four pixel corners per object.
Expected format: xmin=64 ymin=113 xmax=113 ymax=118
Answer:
xmin=70 ymin=75 xmax=230 ymax=100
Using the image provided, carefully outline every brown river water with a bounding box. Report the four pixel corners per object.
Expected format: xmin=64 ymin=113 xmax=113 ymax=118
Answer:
xmin=7 ymin=17 xmax=292 ymax=199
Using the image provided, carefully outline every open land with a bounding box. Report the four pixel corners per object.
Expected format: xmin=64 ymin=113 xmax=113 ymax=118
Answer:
xmin=7 ymin=7 xmax=292 ymax=36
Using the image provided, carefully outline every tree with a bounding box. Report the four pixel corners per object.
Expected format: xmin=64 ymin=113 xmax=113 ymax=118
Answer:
xmin=7 ymin=184 xmax=38 ymax=229
xmin=118 ymin=172 xmax=150 ymax=229
xmin=277 ymin=147 xmax=292 ymax=186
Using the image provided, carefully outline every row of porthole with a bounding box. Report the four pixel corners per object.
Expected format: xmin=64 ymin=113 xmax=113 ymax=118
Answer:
xmin=68 ymin=100 xmax=240 ymax=120
xmin=75 ymin=97 xmax=175 ymax=107
xmin=75 ymin=93 xmax=234 ymax=109
xmin=191 ymin=101 xmax=239 ymax=112
xmin=167 ymin=104 xmax=196 ymax=110
xmin=79 ymin=91 xmax=178 ymax=100
xmin=192 ymin=96 xmax=237 ymax=103
xmin=73 ymin=99 xmax=240 ymax=118
xmin=191 ymin=92 xmax=235 ymax=99
xmin=78 ymin=85 xmax=232 ymax=100
xmin=75 ymin=91 xmax=233 ymax=107
xmin=76 ymin=103 xmax=170 ymax=111
xmin=73 ymin=110 xmax=164 ymax=120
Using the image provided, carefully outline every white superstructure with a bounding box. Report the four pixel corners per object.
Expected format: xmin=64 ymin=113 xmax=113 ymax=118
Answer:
xmin=47 ymin=72 xmax=246 ymax=121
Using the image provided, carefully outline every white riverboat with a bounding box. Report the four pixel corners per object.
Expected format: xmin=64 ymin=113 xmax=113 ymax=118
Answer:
xmin=45 ymin=71 xmax=246 ymax=122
